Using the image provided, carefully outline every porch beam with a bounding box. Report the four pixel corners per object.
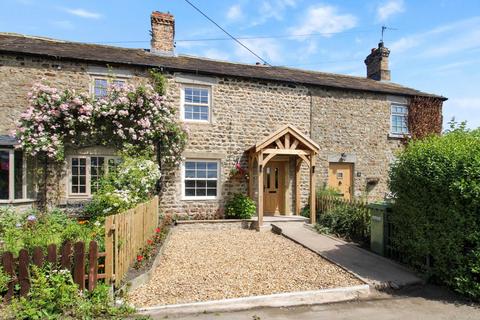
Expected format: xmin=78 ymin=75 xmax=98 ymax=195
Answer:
xmin=275 ymin=139 xmax=284 ymax=149
xmin=263 ymin=148 xmax=309 ymax=156
xmin=262 ymin=152 xmax=276 ymax=167
xmin=309 ymin=154 xmax=316 ymax=225
xmin=257 ymin=152 xmax=264 ymax=231
xmin=284 ymin=133 xmax=290 ymax=149
xmin=295 ymin=158 xmax=302 ymax=215
xmin=298 ymin=153 xmax=311 ymax=167
xmin=248 ymin=152 xmax=254 ymax=198
xmin=290 ymin=139 xmax=299 ymax=150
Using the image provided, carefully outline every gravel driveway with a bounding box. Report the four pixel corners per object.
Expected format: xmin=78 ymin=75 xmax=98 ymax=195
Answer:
xmin=128 ymin=227 xmax=362 ymax=307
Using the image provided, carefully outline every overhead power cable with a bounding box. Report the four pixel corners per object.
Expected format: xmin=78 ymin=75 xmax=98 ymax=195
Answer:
xmin=182 ymin=0 xmax=270 ymax=65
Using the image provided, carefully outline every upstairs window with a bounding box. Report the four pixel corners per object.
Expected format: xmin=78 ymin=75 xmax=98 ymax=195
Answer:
xmin=181 ymin=87 xmax=210 ymax=122
xmin=390 ymin=104 xmax=409 ymax=135
xmin=92 ymin=77 xmax=126 ymax=98
xmin=69 ymin=155 xmax=121 ymax=197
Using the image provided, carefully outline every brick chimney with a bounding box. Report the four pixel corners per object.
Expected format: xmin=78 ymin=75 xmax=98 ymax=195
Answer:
xmin=150 ymin=11 xmax=175 ymax=55
xmin=364 ymin=41 xmax=391 ymax=81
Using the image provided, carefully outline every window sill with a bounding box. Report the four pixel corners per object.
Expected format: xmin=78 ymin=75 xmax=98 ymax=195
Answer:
xmin=0 ymin=199 xmax=36 ymax=205
xmin=388 ymin=133 xmax=411 ymax=139
xmin=182 ymin=197 xmax=219 ymax=201
xmin=182 ymin=120 xmax=211 ymax=124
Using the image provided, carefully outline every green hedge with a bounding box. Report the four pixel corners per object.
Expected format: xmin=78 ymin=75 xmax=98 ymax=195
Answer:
xmin=389 ymin=124 xmax=480 ymax=299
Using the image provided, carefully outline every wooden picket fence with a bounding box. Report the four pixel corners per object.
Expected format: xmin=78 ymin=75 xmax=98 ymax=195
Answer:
xmin=1 ymin=240 xmax=104 ymax=302
xmin=316 ymin=194 xmax=369 ymax=215
xmin=104 ymin=196 xmax=159 ymax=287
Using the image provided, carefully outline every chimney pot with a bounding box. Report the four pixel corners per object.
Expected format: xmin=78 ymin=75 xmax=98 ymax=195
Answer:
xmin=150 ymin=11 xmax=175 ymax=55
xmin=364 ymin=42 xmax=391 ymax=81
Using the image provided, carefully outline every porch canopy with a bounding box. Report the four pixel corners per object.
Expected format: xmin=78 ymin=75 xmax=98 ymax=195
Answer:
xmin=247 ymin=125 xmax=320 ymax=229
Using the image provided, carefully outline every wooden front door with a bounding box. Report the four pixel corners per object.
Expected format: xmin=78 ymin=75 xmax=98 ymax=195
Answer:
xmin=328 ymin=163 xmax=353 ymax=200
xmin=263 ymin=162 xmax=285 ymax=215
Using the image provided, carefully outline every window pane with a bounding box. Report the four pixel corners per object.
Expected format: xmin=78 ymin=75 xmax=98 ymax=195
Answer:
xmin=71 ymin=157 xmax=87 ymax=194
xmin=196 ymin=180 xmax=206 ymax=188
xmin=185 ymin=170 xmax=195 ymax=178
xmin=186 ymin=162 xmax=195 ymax=169
xmin=0 ymin=151 xmax=9 ymax=200
xmin=207 ymin=181 xmax=217 ymax=188
xmin=14 ymin=151 xmax=23 ymax=199
xmin=185 ymin=188 xmax=195 ymax=196
xmin=207 ymin=189 xmax=217 ymax=196
xmin=207 ymin=163 xmax=217 ymax=170
xmin=94 ymin=79 xmax=108 ymax=98
xmin=197 ymin=170 xmax=206 ymax=178
xmin=207 ymin=170 xmax=217 ymax=178
xmin=196 ymin=189 xmax=206 ymax=196
xmin=196 ymin=162 xmax=206 ymax=170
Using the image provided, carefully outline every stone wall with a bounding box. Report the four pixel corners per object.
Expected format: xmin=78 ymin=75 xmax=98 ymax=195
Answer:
xmin=0 ymin=52 xmax=406 ymax=216
xmin=311 ymin=87 xmax=403 ymax=201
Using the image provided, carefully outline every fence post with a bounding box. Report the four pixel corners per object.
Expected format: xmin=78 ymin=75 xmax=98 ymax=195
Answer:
xmin=88 ymin=241 xmax=98 ymax=291
xmin=73 ymin=242 xmax=85 ymax=290
xmin=46 ymin=244 xmax=57 ymax=265
xmin=60 ymin=241 xmax=71 ymax=269
xmin=18 ymin=249 xmax=30 ymax=297
xmin=2 ymin=252 xmax=14 ymax=302
xmin=32 ymin=247 xmax=44 ymax=267
xmin=104 ymin=216 xmax=114 ymax=284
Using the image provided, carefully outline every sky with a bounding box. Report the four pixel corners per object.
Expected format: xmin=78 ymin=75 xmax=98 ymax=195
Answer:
xmin=1 ymin=0 xmax=480 ymax=129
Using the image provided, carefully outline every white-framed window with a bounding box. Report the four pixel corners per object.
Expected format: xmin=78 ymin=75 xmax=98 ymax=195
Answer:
xmin=390 ymin=104 xmax=409 ymax=135
xmin=68 ymin=155 xmax=121 ymax=197
xmin=182 ymin=159 xmax=219 ymax=200
xmin=91 ymin=77 xmax=126 ymax=98
xmin=180 ymin=86 xmax=211 ymax=122
xmin=0 ymin=149 xmax=35 ymax=202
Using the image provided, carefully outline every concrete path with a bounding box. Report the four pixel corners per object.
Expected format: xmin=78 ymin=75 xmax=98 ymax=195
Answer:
xmin=161 ymin=286 xmax=480 ymax=320
xmin=271 ymin=222 xmax=422 ymax=289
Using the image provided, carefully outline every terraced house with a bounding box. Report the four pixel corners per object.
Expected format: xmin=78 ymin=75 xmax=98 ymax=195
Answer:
xmin=0 ymin=11 xmax=445 ymax=224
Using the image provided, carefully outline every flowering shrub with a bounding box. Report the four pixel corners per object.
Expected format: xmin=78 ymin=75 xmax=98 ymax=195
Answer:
xmin=15 ymin=77 xmax=187 ymax=165
xmin=229 ymin=161 xmax=247 ymax=178
xmin=84 ymin=154 xmax=161 ymax=217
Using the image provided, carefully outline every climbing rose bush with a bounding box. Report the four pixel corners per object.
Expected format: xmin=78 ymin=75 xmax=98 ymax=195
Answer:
xmin=16 ymin=84 xmax=93 ymax=159
xmin=16 ymin=82 xmax=187 ymax=165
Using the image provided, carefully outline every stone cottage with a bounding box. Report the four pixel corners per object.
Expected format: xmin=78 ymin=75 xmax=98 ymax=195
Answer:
xmin=0 ymin=11 xmax=445 ymax=223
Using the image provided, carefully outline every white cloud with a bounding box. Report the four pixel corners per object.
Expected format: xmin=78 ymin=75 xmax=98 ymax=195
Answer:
xmin=390 ymin=17 xmax=480 ymax=57
xmin=377 ymin=0 xmax=405 ymax=22
xmin=443 ymin=97 xmax=480 ymax=129
xmin=289 ymin=5 xmax=357 ymax=37
xmin=227 ymin=4 xmax=243 ymax=22
xmin=64 ymin=8 xmax=102 ymax=19
xmin=233 ymin=38 xmax=283 ymax=64
xmin=251 ymin=0 xmax=298 ymax=25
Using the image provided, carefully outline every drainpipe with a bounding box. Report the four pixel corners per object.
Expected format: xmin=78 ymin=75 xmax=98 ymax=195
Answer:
xmin=309 ymin=89 xmax=313 ymax=138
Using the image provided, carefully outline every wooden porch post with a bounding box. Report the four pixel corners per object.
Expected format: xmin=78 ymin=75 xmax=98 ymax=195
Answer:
xmin=248 ymin=152 xmax=254 ymax=198
xmin=295 ymin=158 xmax=301 ymax=215
xmin=257 ymin=152 xmax=264 ymax=231
xmin=309 ymin=154 xmax=316 ymax=225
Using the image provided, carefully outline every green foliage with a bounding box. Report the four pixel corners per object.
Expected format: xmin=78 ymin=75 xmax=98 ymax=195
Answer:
xmin=5 ymin=265 xmax=133 ymax=319
xmin=0 ymin=265 xmax=10 ymax=294
xmin=300 ymin=205 xmax=310 ymax=218
xmin=389 ymin=123 xmax=480 ymax=299
xmin=149 ymin=68 xmax=167 ymax=95
xmin=317 ymin=187 xmax=341 ymax=197
xmin=0 ymin=207 xmax=104 ymax=256
xmin=225 ymin=194 xmax=256 ymax=219
xmin=84 ymin=154 xmax=161 ymax=217
xmin=316 ymin=202 xmax=371 ymax=245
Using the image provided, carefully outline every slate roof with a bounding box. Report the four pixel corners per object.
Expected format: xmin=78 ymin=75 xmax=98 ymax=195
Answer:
xmin=0 ymin=33 xmax=446 ymax=100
